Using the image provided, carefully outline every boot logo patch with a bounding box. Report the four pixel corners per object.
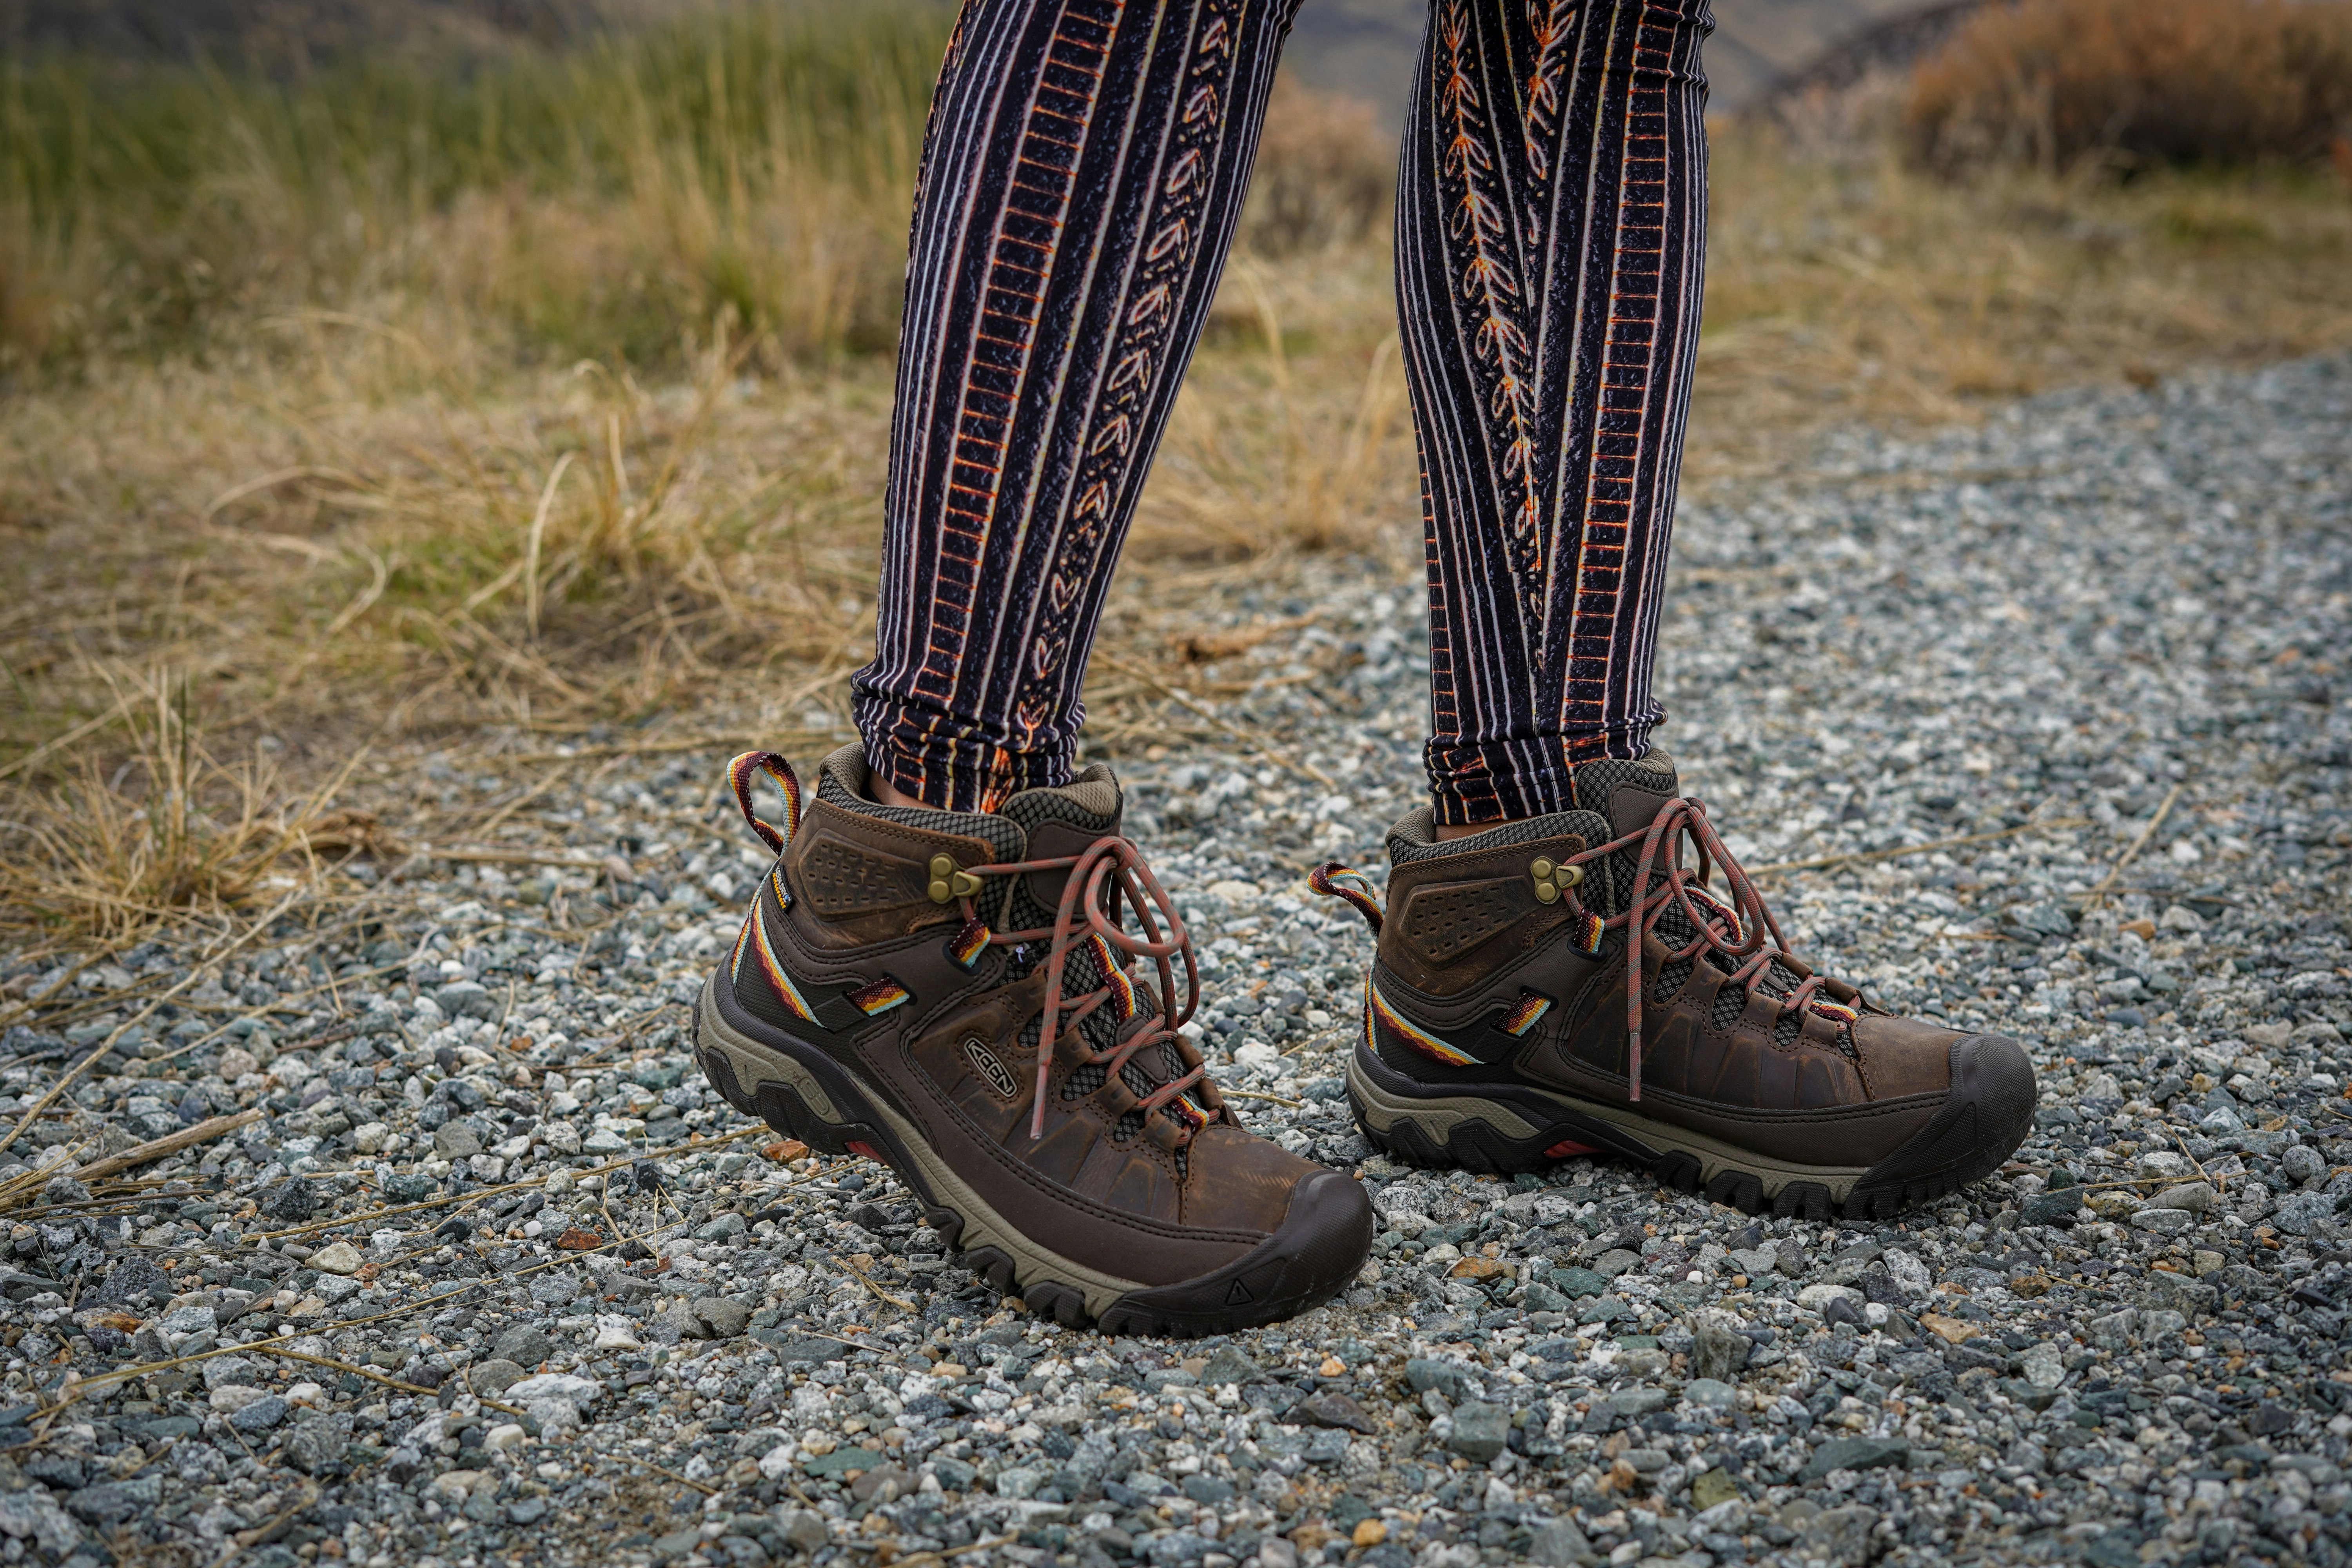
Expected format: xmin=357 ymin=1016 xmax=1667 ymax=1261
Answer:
xmin=1224 ymin=1278 xmax=1254 ymax=1305
xmin=962 ymin=1038 xmax=1020 ymax=1100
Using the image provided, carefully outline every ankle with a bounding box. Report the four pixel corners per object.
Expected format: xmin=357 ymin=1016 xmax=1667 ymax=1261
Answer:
xmin=871 ymin=771 xmax=937 ymax=813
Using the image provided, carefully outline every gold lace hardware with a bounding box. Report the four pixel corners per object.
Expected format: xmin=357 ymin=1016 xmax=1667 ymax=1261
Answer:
xmin=927 ymin=854 xmax=982 ymax=904
xmin=1530 ymin=857 xmax=1585 ymax=904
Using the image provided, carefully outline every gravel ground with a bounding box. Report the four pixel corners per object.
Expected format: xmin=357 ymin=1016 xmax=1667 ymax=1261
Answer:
xmin=0 ymin=354 xmax=2347 ymax=1568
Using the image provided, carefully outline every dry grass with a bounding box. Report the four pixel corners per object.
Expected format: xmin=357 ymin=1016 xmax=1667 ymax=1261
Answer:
xmin=4 ymin=26 xmax=2352 ymax=941
xmin=1906 ymin=0 xmax=2352 ymax=174
xmin=0 ymin=670 xmax=364 ymax=945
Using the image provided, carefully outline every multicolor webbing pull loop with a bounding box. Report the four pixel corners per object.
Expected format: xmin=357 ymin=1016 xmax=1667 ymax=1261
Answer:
xmin=1309 ymin=862 xmax=1386 ymax=935
xmin=728 ymin=751 xmax=804 ymax=856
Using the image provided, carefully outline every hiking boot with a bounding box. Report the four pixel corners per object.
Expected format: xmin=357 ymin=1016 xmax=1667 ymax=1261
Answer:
xmin=691 ymin=743 xmax=1373 ymax=1334
xmin=1312 ymin=752 xmax=2036 ymax=1220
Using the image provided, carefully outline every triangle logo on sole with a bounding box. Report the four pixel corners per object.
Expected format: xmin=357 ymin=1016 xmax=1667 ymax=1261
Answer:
xmin=1224 ymin=1278 xmax=1254 ymax=1306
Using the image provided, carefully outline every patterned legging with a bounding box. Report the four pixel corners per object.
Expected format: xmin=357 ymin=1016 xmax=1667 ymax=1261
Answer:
xmin=851 ymin=0 xmax=1713 ymax=826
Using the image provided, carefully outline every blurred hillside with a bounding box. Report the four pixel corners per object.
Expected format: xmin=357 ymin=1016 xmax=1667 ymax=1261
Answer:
xmin=0 ymin=0 xmax=652 ymax=65
xmin=1286 ymin=0 xmax=1976 ymax=121
xmin=9 ymin=0 xmax=1978 ymax=109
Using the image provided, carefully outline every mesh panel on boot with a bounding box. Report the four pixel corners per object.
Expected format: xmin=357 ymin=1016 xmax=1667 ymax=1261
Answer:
xmin=815 ymin=743 xmax=1024 ymax=862
xmin=1654 ymin=956 xmax=1695 ymax=1002
xmin=1568 ymin=752 xmax=1679 ymax=816
xmin=1709 ymin=985 xmax=1748 ymax=1031
xmin=1387 ymin=806 xmax=1606 ymax=866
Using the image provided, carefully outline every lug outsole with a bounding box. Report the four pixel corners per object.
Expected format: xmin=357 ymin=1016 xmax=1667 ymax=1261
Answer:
xmin=693 ymin=974 xmax=1370 ymax=1338
xmin=1348 ymin=1031 xmax=2034 ymax=1221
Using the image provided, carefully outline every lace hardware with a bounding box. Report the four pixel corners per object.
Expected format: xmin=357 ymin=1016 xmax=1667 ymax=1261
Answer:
xmin=927 ymin=854 xmax=983 ymax=904
xmin=1530 ymin=857 xmax=1584 ymax=904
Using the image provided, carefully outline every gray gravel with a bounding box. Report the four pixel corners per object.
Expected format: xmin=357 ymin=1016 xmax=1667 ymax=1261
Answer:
xmin=0 ymin=353 xmax=2347 ymax=1568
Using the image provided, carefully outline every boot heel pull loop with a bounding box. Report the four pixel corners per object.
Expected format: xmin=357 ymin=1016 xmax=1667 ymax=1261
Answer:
xmin=727 ymin=751 xmax=804 ymax=856
xmin=1308 ymin=862 xmax=1385 ymax=936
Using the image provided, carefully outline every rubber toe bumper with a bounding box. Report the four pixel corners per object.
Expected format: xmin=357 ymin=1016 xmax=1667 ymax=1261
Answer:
xmin=1097 ymin=1170 xmax=1376 ymax=1337
xmin=1845 ymin=1032 xmax=2038 ymax=1218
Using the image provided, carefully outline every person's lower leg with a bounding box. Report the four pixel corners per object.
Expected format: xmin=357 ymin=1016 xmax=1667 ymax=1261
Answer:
xmin=851 ymin=0 xmax=1305 ymax=813
xmin=1397 ymin=0 xmax=1715 ymax=832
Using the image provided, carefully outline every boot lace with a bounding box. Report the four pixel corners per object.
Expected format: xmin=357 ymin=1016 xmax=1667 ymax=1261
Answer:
xmin=957 ymin=837 xmax=1212 ymax=1143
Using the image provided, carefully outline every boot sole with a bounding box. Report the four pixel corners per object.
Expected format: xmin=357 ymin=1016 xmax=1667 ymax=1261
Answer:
xmin=1347 ymin=1033 xmax=2035 ymax=1221
xmin=693 ymin=972 xmax=1371 ymax=1336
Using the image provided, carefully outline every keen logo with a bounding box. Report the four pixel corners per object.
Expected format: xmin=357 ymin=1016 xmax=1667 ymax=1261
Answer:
xmin=963 ymin=1038 xmax=1018 ymax=1100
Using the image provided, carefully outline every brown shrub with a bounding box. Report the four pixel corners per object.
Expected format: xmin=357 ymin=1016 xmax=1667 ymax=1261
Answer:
xmin=1906 ymin=0 xmax=2352 ymax=173
xmin=1238 ymin=78 xmax=1395 ymax=255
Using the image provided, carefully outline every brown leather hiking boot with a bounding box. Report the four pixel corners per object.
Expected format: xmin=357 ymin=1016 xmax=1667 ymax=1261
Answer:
xmin=1313 ymin=752 xmax=2036 ymax=1220
xmin=691 ymin=743 xmax=1373 ymax=1335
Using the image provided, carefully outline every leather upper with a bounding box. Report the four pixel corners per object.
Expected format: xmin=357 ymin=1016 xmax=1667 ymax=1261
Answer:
xmin=730 ymin=786 xmax=1324 ymax=1280
xmin=1368 ymin=819 xmax=1964 ymax=1163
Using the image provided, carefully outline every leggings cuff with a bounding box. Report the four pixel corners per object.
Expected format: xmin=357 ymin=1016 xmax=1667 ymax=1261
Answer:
xmin=1425 ymin=722 xmax=1658 ymax=828
xmin=851 ymin=693 xmax=1075 ymax=815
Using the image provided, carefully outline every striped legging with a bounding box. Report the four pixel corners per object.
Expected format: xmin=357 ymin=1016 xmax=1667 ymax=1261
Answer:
xmin=850 ymin=0 xmax=1714 ymax=826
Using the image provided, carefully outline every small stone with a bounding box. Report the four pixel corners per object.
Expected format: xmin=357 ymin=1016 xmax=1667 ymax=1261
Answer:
xmin=1296 ymin=1392 xmax=1376 ymax=1434
xmin=1351 ymin=1519 xmax=1387 ymax=1548
xmin=351 ymin=1122 xmax=390 ymax=1155
xmin=1683 ymin=1377 xmax=1736 ymax=1408
xmin=1692 ymin=1322 xmax=1752 ymax=1381
xmin=229 ymin=1396 xmax=289 ymax=1432
xmin=1593 ymin=1248 xmax=1639 ymax=1277
xmin=2147 ymin=1181 xmax=2216 ymax=1215
xmin=694 ymin=1212 xmax=748 ymax=1243
xmin=492 ymin=1325 xmax=552 ymax=1366
xmin=693 ymin=1297 xmax=753 ymax=1338
xmin=1882 ymin=1249 xmax=1931 ymax=1297
xmin=309 ymin=1241 xmax=363 ymax=1275
xmin=779 ymin=1511 xmax=829 ymax=1553
xmin=2021 ymin=1343 xmax=2066 ymax=1389
xmin=1800 ymin=1503 xmax=1882 ymax=1568
xmin=2022 ymin=1189 xmax=2083 ymax=1225
xmin=1690 ymin=1468 xmax=1740 ymax=1511
xmin=1797 ymin=1283 xmax=1861 ymax=1312
xmin=1447 ymin=1402 xmax=1510 ymax=1461
xmin=2272 ymin=1191 xmax=2336 ymax=1236
xmin=283 ymin=1412 xmax=353 ymax=1475
xmin=1610 ymin=1387 xmax=1670 ymax=1417
xmin=41 ymin=1174 xmax=89 ymax=1206
xmin=1404 ymin=1359 xmax=1467 ymax=1401
xmin=1547 ymin=1265 xmax=1609 ymax=1298
xmin=1200 ymin=1345 xmax=1264 ymax=1386
xmin=468 ymin=1359 xmax=528 ymax=1396
xmin=1920 ymin=1312 xmax=1981 ymax=1345
xmin=260 ymin=1179 xmax=317 ymax=1221
xmin=433 ymin=1123 xmax=483 ymax=1160
xmin=2130 ymin=1207 xmax=2196 ymax=1236
xmin=595 ymin=1316 xmax=643 ymax=1352
xmin=2284 ymin=1144 xmax=2326 ymax=1186
xmin=1801 ymin=1437 xmax=1909 ymax=1481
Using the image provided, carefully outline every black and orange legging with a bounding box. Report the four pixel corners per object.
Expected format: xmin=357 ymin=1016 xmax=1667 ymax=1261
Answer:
xmin=850 ymin=0 xmax=1714 ymax=827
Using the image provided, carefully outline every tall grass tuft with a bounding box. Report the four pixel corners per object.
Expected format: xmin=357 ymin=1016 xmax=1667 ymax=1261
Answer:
xmin=0 ymin=671 xmax=360 ymax=941
xmin=1906 ymin=0 xmax=2352 ymax=175
xmin=0 ymin=2 xmax=953 ymax=375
